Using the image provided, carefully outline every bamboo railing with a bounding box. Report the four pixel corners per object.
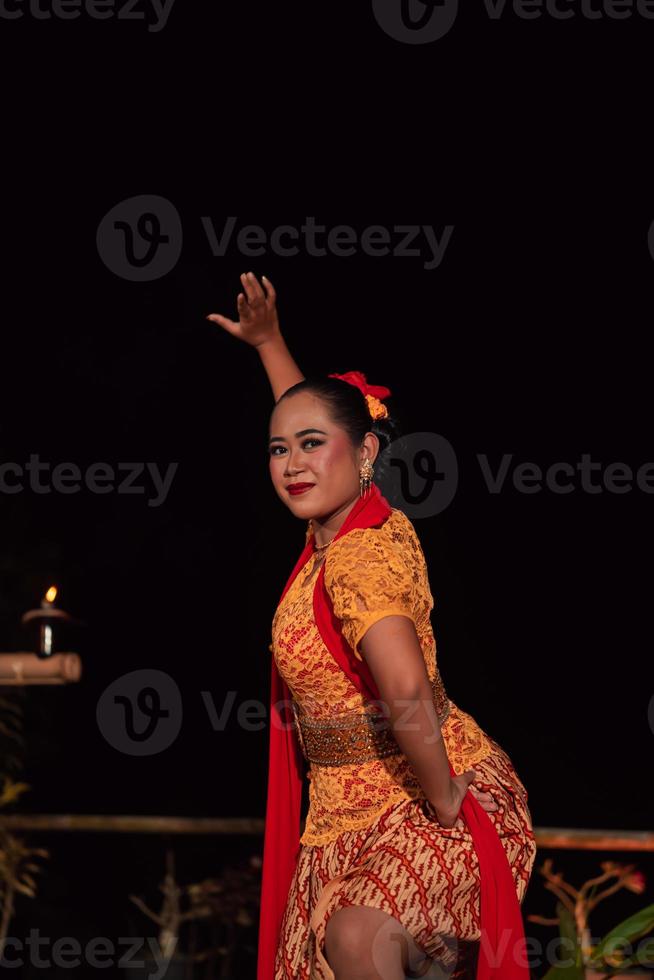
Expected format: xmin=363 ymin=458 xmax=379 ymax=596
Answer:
xmin=0 ymin=816 xmax=652 ymax=851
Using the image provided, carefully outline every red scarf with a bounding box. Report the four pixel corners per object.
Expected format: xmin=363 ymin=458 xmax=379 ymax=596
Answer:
xmin=257 ymin=484 xmax=530 ymax=980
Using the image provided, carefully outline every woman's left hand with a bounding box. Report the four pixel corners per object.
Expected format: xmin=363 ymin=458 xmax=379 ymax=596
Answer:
xmin=424 ymin=772 xmax=499 ymax=828
xmin=468 ymin=784 xmax=499 ymax=813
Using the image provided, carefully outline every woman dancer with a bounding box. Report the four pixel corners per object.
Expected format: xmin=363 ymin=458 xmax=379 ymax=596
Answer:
xmin=208 ymin=274 xmax=538 ymax=980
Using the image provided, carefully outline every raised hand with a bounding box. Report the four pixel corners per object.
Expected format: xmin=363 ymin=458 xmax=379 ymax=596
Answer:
xmin=206 ymin=271 xmax=280 ymax=348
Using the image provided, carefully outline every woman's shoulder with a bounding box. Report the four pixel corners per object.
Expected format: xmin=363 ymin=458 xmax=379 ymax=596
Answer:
xmin=326 ymin=506 xmax=424 ymax=572
xmin=384 ymin=506 xmax=422 ymax=545
xmin=323 ymin=507 xmax=433 ymax=639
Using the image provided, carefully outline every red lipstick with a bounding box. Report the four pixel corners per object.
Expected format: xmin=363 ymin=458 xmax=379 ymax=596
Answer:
xmin=287 ymin=483 xmax=315 ymax=495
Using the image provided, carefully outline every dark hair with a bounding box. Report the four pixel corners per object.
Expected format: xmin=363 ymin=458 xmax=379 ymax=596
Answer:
xmin=275 ymin=375 xmax=402 ymax=485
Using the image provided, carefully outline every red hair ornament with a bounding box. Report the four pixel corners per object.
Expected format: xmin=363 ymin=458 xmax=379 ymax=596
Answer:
xmin=328 ymin=370 xmax=392 ymax=420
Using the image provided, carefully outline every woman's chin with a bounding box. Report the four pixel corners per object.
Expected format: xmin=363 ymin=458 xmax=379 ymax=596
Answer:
xmin=286 ymin=495 xmax=318 ymax=515
xmin=282 ymin=489 xmax=324 ymax=518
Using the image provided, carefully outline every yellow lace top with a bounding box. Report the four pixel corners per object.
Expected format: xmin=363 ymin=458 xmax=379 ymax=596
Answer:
xmin=271 ymin=506 xmax=494 ymax=846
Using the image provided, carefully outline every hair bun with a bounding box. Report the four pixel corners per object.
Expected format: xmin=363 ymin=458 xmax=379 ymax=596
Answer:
xmin=328 ymin=371 xmax=392 ymax=421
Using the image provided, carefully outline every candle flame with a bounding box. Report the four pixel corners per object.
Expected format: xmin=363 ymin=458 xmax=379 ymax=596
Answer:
xmin=45 ymin=586 xmax=57 ymax=603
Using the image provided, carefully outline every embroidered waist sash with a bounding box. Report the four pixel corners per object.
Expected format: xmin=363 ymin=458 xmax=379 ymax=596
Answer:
xmin=292 ymin=678 xmax=451 ymax=767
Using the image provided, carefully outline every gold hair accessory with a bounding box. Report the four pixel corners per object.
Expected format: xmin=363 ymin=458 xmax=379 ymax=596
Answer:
xmin=364 ymin=394 xmax=389 ymax=420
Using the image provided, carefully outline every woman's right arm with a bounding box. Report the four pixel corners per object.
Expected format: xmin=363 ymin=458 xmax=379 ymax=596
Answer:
xmin=206 ymin=271 xmax=305 ymax=402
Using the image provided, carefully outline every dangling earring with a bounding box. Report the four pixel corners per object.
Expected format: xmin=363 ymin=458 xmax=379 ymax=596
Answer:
xmin=359 ymin=458 xmax=374 ymax=497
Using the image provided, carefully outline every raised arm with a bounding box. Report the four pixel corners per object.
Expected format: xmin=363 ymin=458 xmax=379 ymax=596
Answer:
xmin=206 ymin=272 xmax=305 ymax=402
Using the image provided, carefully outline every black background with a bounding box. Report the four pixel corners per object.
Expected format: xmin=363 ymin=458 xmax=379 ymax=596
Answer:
xmin=0 ymin=0 xmax=652 ymax=974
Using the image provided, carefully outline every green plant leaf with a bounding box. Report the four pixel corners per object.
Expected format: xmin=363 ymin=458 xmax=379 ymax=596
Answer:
xmin=556 ymin=901 xmax=583 ymax=969
xmin=542 ymin=905 xmax=584 ymax=980
xmin=589 ymin=903 xmax=654 ymax=966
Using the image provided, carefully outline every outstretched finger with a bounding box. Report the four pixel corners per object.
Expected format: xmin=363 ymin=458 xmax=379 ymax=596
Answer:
xmin=206 ymin=313 xmax=239 ymax=335
xmin=261 ymin=274 xmax=277 ymax=307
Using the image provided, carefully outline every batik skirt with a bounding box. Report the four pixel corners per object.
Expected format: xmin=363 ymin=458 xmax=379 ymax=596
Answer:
xmin=274 ymin=737 xmax=537 ymax=980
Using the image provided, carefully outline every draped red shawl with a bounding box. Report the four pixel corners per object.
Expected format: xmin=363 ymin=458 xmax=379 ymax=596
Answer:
xmin=257 ymin=484 xmax=530 ymax=980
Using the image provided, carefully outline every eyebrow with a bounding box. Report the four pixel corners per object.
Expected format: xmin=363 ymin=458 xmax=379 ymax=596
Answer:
xmin=269 ymin=428 xmax=328 ymax=444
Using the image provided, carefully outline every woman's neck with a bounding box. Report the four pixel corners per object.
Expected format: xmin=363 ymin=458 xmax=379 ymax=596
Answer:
xmin=310 ymin=493 xmax=359 ymax=547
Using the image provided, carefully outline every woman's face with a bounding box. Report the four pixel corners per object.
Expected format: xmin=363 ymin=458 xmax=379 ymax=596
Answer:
xmin=268 ymin=391 xmax=372 ymax=521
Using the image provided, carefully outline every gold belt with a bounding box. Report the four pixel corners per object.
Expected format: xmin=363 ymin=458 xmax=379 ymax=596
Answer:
xmin=292 ymin=678 xmax=451 ymax=768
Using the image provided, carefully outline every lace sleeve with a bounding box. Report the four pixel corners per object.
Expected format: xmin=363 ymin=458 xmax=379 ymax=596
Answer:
xmin=324 ymin=522 xmax=420 ymax=661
